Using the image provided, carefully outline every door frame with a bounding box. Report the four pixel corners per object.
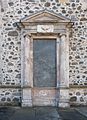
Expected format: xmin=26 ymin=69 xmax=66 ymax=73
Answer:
xmin=32 ymin=35 xmax=59 ymax=106
xmin=31 ymin=34 xmax=60 ymax=88
xmin=18 ymin=10 xmax=73 ymax=107
xmin=21 ymin=33 xmax=69 ymax=107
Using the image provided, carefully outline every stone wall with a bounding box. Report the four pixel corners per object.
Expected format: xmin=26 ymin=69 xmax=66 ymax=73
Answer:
xmin=0 ymin=0 xmax=87 ymax=106
xmin=70 ymin=88 xmax=87 ymax=106
xmin=0 ymin=88 xmax=21 ymax=105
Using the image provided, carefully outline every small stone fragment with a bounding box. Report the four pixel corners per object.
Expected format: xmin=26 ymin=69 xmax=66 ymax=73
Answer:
xmin=70 ymin=96 xmax=77 ymax=102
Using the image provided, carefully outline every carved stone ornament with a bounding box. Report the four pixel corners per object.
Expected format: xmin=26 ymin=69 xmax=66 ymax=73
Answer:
xmin=37 ymin=25 xmax=54 ymax=33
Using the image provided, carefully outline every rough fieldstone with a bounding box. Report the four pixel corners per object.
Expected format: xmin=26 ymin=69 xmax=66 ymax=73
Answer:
xmin=7 ymin=98 xmax=11 ymax=102
xmin=84 ymin=92 xmax=87 ymax=96
xmin=70 ymin=96 xmax=77 ymax=102
xmin=18 ymin=10 xmax=22 ymax=14
xmin=80 ymin=97 xmax=84 ymax=102
xmin=1 ymin=97 xmax=6 ymax=101
xmin=8 ymin=70 xmax=13 ymax=73
xmin=62 ymin=10 xmax=66 ymax=13
xmin=45 ymin=2 xmax=50 ymax=7
xmin=72 ymin=3 xmax=75 ymax=7
xmin=8 ymin=31 xmax=18 ymax=36
xmin=55 ymin=0 xmax=59 ymax=2
xmin=12 ymin=93 xmax=20 ymax=96
xmin=27 ymin=0 xmax=35 ymax=2
xmin=13 ymin=98 xmax=19 ymax=102
xmin=1 ymin=8 xmax=4 ymax=12
xmin=5 ymin=28 xmax=13 ymax=30
xmin=5 ymin=92 xmax=10 ymax=95
xmin=84 ymin=71 xmax=87 ymax=74
xmin=13 ymin=57 xmax=18 ymax=60
xmin=8 ymin=62 xmax=14 ymax=66
xmin=8 ymin=2 xmax=14 ymax=6
xmin=69 ymin=93 xmax=73 ymax=96
xmin=76 ymin=92 xmax=80 ymax=96
xmin=15 ymin=74 xmax=21 ymax=79
xmin=29 ymin=10 xmax=34 ymax=13
xmin=84 ymin=83 xmax=87 ymax=85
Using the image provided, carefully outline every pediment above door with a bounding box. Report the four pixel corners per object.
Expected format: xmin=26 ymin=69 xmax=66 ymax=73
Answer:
xmin=19 ymin=9 xmax=72 ymax=27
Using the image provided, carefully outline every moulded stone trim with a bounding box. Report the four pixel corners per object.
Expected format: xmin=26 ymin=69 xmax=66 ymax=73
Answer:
xmin=19 ymin=9 xmax=73 ymax=107
xmin=20 ymin=9 xmax=71 ymax=25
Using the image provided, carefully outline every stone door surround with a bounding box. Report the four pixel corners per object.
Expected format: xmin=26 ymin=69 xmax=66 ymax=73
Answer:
xmin=17 ymin=9 xmax=73 ymax=107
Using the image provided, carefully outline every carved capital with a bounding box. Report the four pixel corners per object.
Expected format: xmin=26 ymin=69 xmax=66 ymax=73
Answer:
xmin=59 ymin=33 xmax=67 ymax=37
xmin=24 ymin=33 xmax=31 ymax=38
xmin=56 ymin=36 xmax=60 ymax=43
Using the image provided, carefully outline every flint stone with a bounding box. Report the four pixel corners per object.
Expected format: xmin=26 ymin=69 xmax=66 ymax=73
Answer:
xmin=8 ymin=31 xmax=18 ymax=36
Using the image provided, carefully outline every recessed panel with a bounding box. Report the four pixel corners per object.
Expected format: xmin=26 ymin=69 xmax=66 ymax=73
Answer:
xmin=33 ymin=39 xmax=56 ymax=87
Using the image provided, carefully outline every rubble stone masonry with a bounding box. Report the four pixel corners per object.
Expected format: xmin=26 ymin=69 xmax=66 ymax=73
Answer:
xmin=0 ymin=0 xmax=87 ymax=106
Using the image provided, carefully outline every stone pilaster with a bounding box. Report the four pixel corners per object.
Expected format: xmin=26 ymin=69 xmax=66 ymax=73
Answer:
xmin=58 ymin=33 xmax=70 ymax=108
xmin=21 ymin=34 xmax=32 ymax=107
xmin=56 ymin=36 xmax=60 ymax=88
xmin=60 ymin=34 xmax=67 ymax=87
xmin=22 ymin=88 xmax=32 ymax=107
